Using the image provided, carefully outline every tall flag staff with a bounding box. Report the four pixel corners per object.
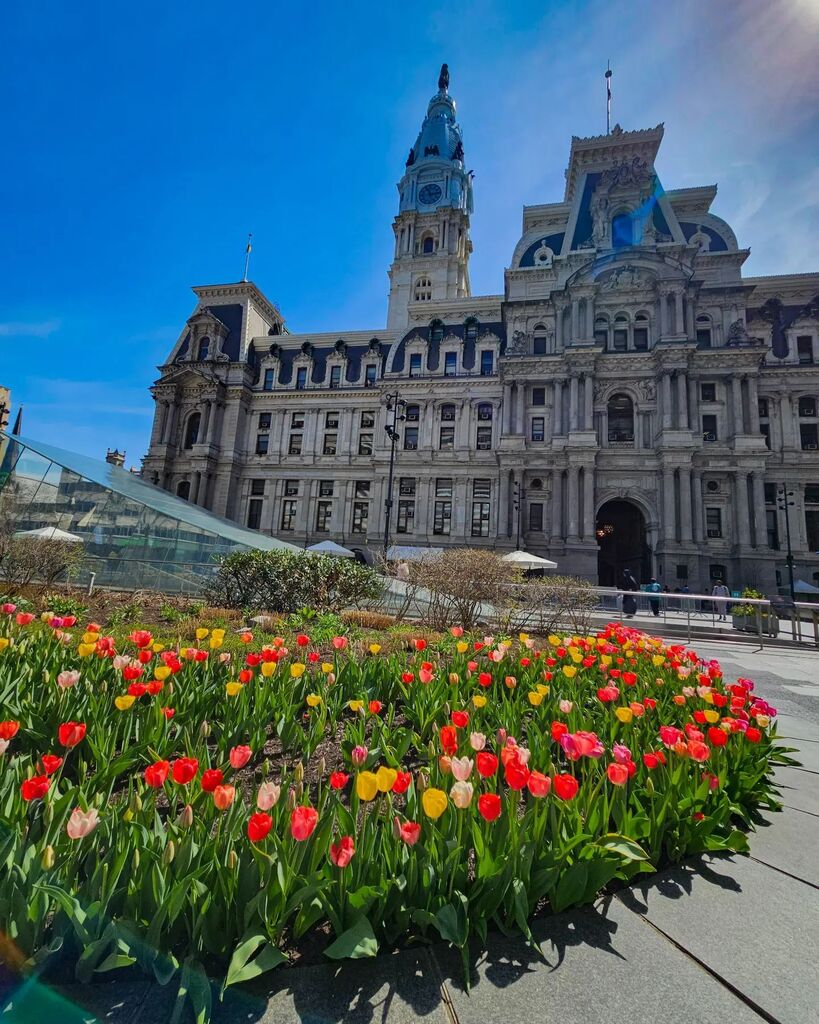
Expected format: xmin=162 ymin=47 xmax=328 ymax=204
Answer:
xmin=605 ymin=61 xmax=612 ymax=134
xmin=242 ymin=233 xmax=253 ymax=282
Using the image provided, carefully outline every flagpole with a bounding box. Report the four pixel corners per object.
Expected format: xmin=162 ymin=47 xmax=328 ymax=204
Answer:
xmin=605 ymin=62 xmax=612 ymax=135
xmin=243 ymin=233 xmax=252 ymax=282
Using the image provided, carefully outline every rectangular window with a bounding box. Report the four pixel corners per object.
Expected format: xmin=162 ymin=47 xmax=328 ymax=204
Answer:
xmin=255 ymin=434 xmax=269 ymax=455
xmin=296 ymin=367 xmax=307 ymax=390
xmin=258 ymin=412 xmax=272 ymax=429
xmin=701 ymin=383 xmax=716 ymax=402
xmin=433 ymin=500 xmax=452 ymax=535
xmin=315 ymin=500 xmax=332 ymax=532
xmin=246 ymin=498 xmax=263 ymax=530
xmin=758 ymin=397 xmax=769 ymax=418
xmin=291 ymin=411 xmax=305 ymax=428
xmin=764 ymin=483 xmax=777 ymax=504
xmin=480 ymin=350 xmax=494 ymax=376
xmin=360 ymin=411 xmax=375 ymax=428
xmin=263 ymin=368 xmax=275 ymax=391
xmin=799 ymin=397 xmax=816 ymax=417
xmin=612 ymin=329 xmax=628 ymax=351
xmin=440 ymin=405 xmax=455 ymax=422
xmin=477 ymin=404 xmax=493 ymax=421
xmin=399 ymin=477 xmax=416 ymax=496
xmin=797 ymin=336 xmax=814 ymax=365
xmin=532 ymin=387 xmax=545 ymax=406
xmin=409 ymin=353 xmax=422 ymax=377
xmin=702 ymin=415 xmax=718 ymax=442
xmin=766 ymin=509 xmax=779 ymax=550
xmin=476 ymin=426 xmax=492 ymax=450
xmin=706 ymin=507 xmax=723 ymax=538
xmin=801 ymin=423 xmax=818 ymax=450
xmin=473 ymin=479 xmax=491 ymax=499
xmin=250 ymin=479 xmax=265 ymax=496
xmin=397 ymin=499 xmax=415 ymax=534
xmin=288 ymin=433 xmax=303 ymax=455
xmin=319 ymin=480 xmax=334 ymax=497
xmin=365 ymin=364 xmax=377 ymax=387
xmin=805 ymin=484 xmax=819 ymax=503
xmin=329 ymin=366 xmax=341 ymax=389
xmin=439 ymin=426 xmax=455 ymax=450
xmin=696 ymin=329 xmax=712 ymax=349
xmin=531 ymin=417 xmax=545 ymax=442
xmin=676 ymin=564 xmax=688 ymax=580
xmin=444 ymin=352 xmax=457 ymax=376
xmin=284 ymin=479 xmax=299 ymax=496
xmin=325 ymin=411 xmax=339 ymax=429
xmin=806 ymin=510 xmax=819 ymax=551
xmin=405 ymin=404 xmax=420 ymax=422
xmin=471 ymin=501 xmax=490 ymax=537
xmin=358 ymin=433 xmax=373 ymax=455
xmin=533 ymin=335 xmax=547 ymax=355
xmin=633 ymin=328 xmax=649 ymax=351
xmin=404 ymin=426 xmax=419 ymax=450
xmin=352 ymin=501 xmax=369 ymax=533
xmin=594 ymin=330 xmax=608 ymax=347
xmin=355 ymin=481 xmax=371 ymax=498
xmin=709 ymin=563 xmax=726 ymax=581
xmin=529 ymin=502 xmax=543 ymax=531
xmin=322 ymin=434 xmax=337 ymax=455
xmin=436 ymin=478 xmax=453 ymax=498
xmin=280 ymin=500 xmax=297 ymax=531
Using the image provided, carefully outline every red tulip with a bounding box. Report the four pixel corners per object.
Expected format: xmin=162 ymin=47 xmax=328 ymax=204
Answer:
xmin=398 ymin=820 xmax=421 ymax=845
xmin=162 ymin=707 xmax=175 ymax=720
xmin=40 ymin=755 xmax=63 ymax=775
xmin=622 ymin=671 xmax=637 ymax=686
xmin=239 ymin=669 xmax=253 ymax=684
xmin=401 ymin=672 xmax=414 ymax=684
xmin=475 ymin=752 xmax=498 ymax=777
xmin=171 ymin=757 xmax=199 ymax=785
xmin=15 ymin=612 xmax=35 ymax=626
xmin=745 ymin=727 xmax=762 ymax=743
xmin=137 ymin=649 xmax=153 ymax=665
xmin=146 ymin=680 xmax=163 ymax=695
xmin=413 ymin=638 xmax=427 ymax=651
xmin=58 ymin=721 xmax=86 ymax=748
xmin=439 ymin=725 xmax=458 ymax=756
xmin=392 ymin=770 xmax=412 ymax=794
xmin=550 ymin=721 xmax=569 ymax=742
xmin=707 ymin=727 xmax=728 ymax=747
xmin=527 ymin=771 xmax=551 ymax=797
xmin=21 ymin=775 xmax=50 ymax=801
xmin=247 ymin=812 xmax=273 ymax=842
xmin=290 ymin=805 xmax=318 ymax=841
xmin=553 ymin=774 xmax=580 ymax=801
xmin=200 ymin=768 xmax=224 ymax=792
xmin=659 ymin=725 xmax=684 ymax=747
xmin=368 ymin=700 xmax=383 ymax=715
xmin=607 ymin=763 xmax=629 ymax=786
xmin=296 ymin=634 xmax=310 ymax=647
xmin=0 ymin=721 xmax=20 ymax=741
xmin=329 ymin=771 xmax=349 ymax=790
xmin=144 ymin=760 xmax=170 ymax=787
xmin=477 ymin=793 xmax=502 ymax=821
xmin=128 ymin=630 xmax=153 ymax=648
xmin=329 ymin=835 xmax=355 ymax=867
xmin=504 ymin=758 xmax=531 ymax=790
xmin=642 ymin=752 xmax=659 ymax=769
xmin=229 ymin=745 xmax=252 ymax=769
xmin=451 ymin=710 xmax=469 ymax=728
xmin=128 ymin=682 xmax=147 ymax=697
xmin=687 ymin=740 xmax=710 ymax=763
xmin=478 ymin=672 xmax=492 ymax=687
xmin=123 ymin=665 xmax=143 ymax=681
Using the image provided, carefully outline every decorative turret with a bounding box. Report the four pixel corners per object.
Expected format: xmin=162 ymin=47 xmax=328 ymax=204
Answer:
xmin=386 ymin=65 xmax=473 ymax=330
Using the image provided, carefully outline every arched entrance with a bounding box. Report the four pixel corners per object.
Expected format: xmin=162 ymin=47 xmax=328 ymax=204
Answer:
xmin=596 ymin=499 xmax=651 ymax=586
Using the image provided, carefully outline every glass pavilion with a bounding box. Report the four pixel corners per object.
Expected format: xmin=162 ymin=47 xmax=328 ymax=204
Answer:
xmin=0 ymin=433 xmax=298 ymax=593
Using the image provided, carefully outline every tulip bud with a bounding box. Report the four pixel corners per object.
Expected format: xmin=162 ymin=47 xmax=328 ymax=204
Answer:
xmin=43 ymin=802 xmax=54 ymax=826
xmin=443 ymin=701 xmax=451 ymax=717
xmin=294 ymin=761 xmax=304 ymax=782
xmin=227 ymin=849 xmax=238 ymax=870
xmin=129 ymin=792 xmax=143 ymax=814
xmin=163 ymin=841 xmax=176 ymax=865
xmin=392 ymin=815 xmax=402 ymax=840
xmin=287 ymin=788 xmax=296 ymax=810
xmin=449 ymin=673 xmax=460 ymax=685
xmin=177 ymin=804 xmax=194 ymax=828
xmin=123 ymin=808 xmax=134 ymax=822
xmin=199 ymin=720 xmax=210 ymax=739
xmin=40 ymin=845 xmax=55 ymax=870
xmin=645 ymin=776 xmax=655 ymax=795
xmin=133 ymin=849 xmax=140 ymax=869
xmin=416 ymin=771 xmax=428 ymax=792
xmin=327 ymin=672 xmax=336 ymax=685
xmin=317 ymin=757 xmax=326 ymax=778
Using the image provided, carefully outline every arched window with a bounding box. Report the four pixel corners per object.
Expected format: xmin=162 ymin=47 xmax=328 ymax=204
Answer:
xmin=430 ymin=321 xmax=444 ymax=345
xmin=696 ymin=315 xmax=712 ymax=349
xmin=612 ymin=314 xmax=629 ymax=352
xmin=533 ymin=323 xmax=548 ymax=355
xmin=594 ymin=316 xmax=609 ymax=348
xmin=197 ymin=337 xmax=210 ymax=360
xmin=612 ymin=213 xmax=633 ymax=248
xmin=464 ymin=318 xmax=479 ymax=344
xmin=634 ymin=312 xmax=650 ymax=351
xmin=477 ymin=402 xmax=493 ymax=421
xmin=183 ymin=412 xmax=201 ymax=450
xmin=176 ymin=480 xmax=191 ymax=500
xmin=422 ymin=235 xmax=435 ymax=254
xmin=414 ymin=277 xmax=432 ymax=302
xmin=405 ymin=403 xmax=420 ymax=422
xmin=607 ymin=393 xmax=634 ymax=443
xmin=440 ymin=403 xmax=456 ymax=421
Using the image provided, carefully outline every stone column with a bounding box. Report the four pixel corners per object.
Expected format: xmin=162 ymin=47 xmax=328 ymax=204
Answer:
xmin=732 ymin=376 xmax=745 ymax=436
xmin=586 ymin=296 xmax=594 ymax=338
xmin=779 ymin=394 xmax=795 ymax=449
xmin=499 ymin=471 xmax=511 ymax=538
xmin=752 ymin=472 xmax=766 ymax=548
xmin=415 ymin=478 xmax=430 ymax=537
xmin=663 ymin=468 xmax=676 ymax=543
xmin=569 ymin=376 xmax=579 ymax=432
xmin=582 ymin=465 xmax=595 ymax=540
xmin=747 ymin=376 xmax=761 ymax=435
xmin=502 ymin=383 xmax=513 ymax=434
xmin=685 ymin=297 xmax=694 ymax=340
xmin=659 ymin=290 xmax=668 ymax=336
xmin=583 ymin=376 xmax=594 ymax=431
xmin=679 ymin=467 xmax=693 ymax=542
xmin=735 ymin=474 xmax=752 ymax=547
xmin=200 ymin=402 xmax=211 ymax=445
xmin=676 ymin=374 xmax=689 ymax=430
xmin=555 ymin=304 xmax=563 ymax=349
xmin=514 ymin=384 xmax=524 ymax=435
xmin=553 ymin=381 xmax=563 ymax=435
xmin=551 ymin=470 xmax=563 ymax=541
xmin=152 ymin=401 xmax=169 ymax=446
xmin=688 ymin=377 xmax=698 ymax=432
xmin=674 ymin=291 xmax=684 ymax=335
xmin=661 ymin=373 xmax=673 ymax=430
xmin=571 ymin=300 xmax=579 ymax=342
xmin=692 ymin=472 xmax=704 ymax=543
xmin=567 ymin=466 xmax=580 ymax=541
xmin=192 ymin=471 xmax=202 ymax=505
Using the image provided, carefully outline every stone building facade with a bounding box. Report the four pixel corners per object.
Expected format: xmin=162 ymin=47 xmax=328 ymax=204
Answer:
xmin=142 ymin=67 xmax=819 ymax=593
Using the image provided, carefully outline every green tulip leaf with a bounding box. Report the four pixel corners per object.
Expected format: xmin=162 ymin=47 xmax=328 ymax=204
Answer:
xmin=223 ymin=934 xmax=287 ymax=991
xmin=324 ymin=915 xmax=378 ymax=960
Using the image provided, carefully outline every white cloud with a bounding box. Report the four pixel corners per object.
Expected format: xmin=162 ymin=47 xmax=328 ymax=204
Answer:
xmin=0 ymin=320 xmax=61 ymax=338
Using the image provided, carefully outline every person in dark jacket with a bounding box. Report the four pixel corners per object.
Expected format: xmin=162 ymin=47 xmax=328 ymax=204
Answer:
xmin=622 ymin=569 xmax=639 ymax=617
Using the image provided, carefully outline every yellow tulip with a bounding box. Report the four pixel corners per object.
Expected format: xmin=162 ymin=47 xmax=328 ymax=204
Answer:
xmin=77 ymin=643 xmax=95 ymax=658
xmin=321 ymin=662 xmax=334 ymax=673
xmin=211 ymin=628 xmax=226 ymax=639
xmin=154 ymin=666 xmax=171 ymax=681
xmin=472 ymin=694 xmax=487 ymax=708
xmin=348 ymin=700 xmax=364 ymax=713
xmin=615 ymin=706 xmax=634 ymax=723
xmin=225 ymin=682 xmax=242 ymax=696
xmin=376 ymin=766 xmax=398 ymax=792
xmin=306 ymin=693 xmax=322 ymax=707
xmin=209 ymin=636 xmax=223 ymax=650
xmin=518 ymin=633 xmax=529 ymax=643
xmin=261 ymin=662 xmax=277 ymax=678
xmin=456 ymin=641 xmax=469 ymax=654
xmin=422 ymin=787 xmax=448 ymax=819
xmin=548 ymin=634 xmax=562 ymax=647
xmin=115 ymin=695 xmax=135 ymax=711
xmin=368 ymin=643 xmax=382 ymax=655
xmin=290 ymin=663 xmax=305 ymax=678
xmin=704 ymin=709 xmax=720 ymax=724
xmin=152 ymin=642 xmax=164 ymax=653
xmin=756 ymin=714 xmax=770 ymax=727
xmin=702 ymin=691 xmax=715 ymax=705
xmin=356 ymin=771 xmax=379 ymax=801
xmin=528 ymin=691 xmax=543 ymax=707
xmin=652 ymin=655 xmax=665 ymax=667
xmin=0 ymin=637 xmax=9 ymax=652
xmin=536 ymin=683 xmax=550 ymax=696
xmin=562 ymin=665 xmax=577 ymax=678
xmin=82 ymin=632 xmax=99 ymax=644
xmin=195 ymin=628 xmax=209 ymax=640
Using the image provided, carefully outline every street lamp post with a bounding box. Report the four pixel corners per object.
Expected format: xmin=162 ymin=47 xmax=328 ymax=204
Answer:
xmin=777 ymin=483 xmax=796 ymax=603
xmin=382 ymin=392 xmax=406 ymax=562
xmin=512 ymin=480 xmax=525 ymax=550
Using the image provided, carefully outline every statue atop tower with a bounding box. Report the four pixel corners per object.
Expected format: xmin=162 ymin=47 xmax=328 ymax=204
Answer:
xmin=438 ymin=63 xmax=449 ymax=92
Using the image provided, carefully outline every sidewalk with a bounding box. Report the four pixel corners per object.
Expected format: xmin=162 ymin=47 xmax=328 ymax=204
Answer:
xmin=4 ymin=675 xmax=817 ymax=1024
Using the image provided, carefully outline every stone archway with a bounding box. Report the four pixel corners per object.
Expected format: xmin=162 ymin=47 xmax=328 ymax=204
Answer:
xmin=596 ymin=499 xmax=651 ymax=586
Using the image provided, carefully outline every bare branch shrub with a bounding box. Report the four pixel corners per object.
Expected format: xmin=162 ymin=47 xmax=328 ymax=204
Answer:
xmin=407 ymin=549 xmax=522 ymax=631
xmin=517 ymin=575 xmax=600 ymax=636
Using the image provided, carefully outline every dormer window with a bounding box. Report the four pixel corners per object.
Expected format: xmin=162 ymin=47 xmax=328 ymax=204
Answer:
xmin=414 ymin=277 xmax=432 ymax=302
xmin=183 ymin=413 xmax=200 ymax=450
xmin=197 ymin=337 xmax=210 ymax=360
xmin=409 ymin=353 xmax=422 ymax=377
xmin=612 ymin=213 xmax=634 ymax=248
xmin=634 ymin=313 xmax=650 ymax=351
xmin=365 ymin=363 xmax=377 ymax=387
xmin=696 ymin=315 xmax=712 ymax=349
xmin=464 ymin=319 xmax=478 ymax=344
xmin=296 ymin=367 xmax=307 ymax=390
xmin=444 ymin=351 xmax=457 ymax=376
xmin=430 ymin=321 xmax=444 ymax=345
xmin=422 ymin=236 xmax=435 ymax=254
xmin=330 ymin=366 xmax=341 ymax=389
xmin=263 ymin=368 xmax=275 ymax=391
xmin=533 ymin=324 xmax=548 ymax=355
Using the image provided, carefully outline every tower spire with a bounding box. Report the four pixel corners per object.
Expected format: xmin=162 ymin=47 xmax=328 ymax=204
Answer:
xmin=438 ymin=63 xmax=449 ymax=93
xmin=242 ymin=233 xmax=252 ymax=282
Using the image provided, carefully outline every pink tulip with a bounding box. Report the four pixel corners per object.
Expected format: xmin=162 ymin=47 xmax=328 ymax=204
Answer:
xmin=449 ymin=780 xmax=474 ymax=808
xmin=559 ymin=699 xmax=573 ymax=713
xmin=66 ymin=807 xmax=99 ymax=839
xmin=113 ymin=655 xmax=132 ymax=671
xmin=351 ymin=745 xmax=368 ymax=767
xmin=419 ymin=668 xmax=434 ymax=684
xmin=229 ymin=745 xmax=252 ymax=770
xmin=331 ymin=636 xmax=348 ymax=650
xmin=450 ymin=756 xmax=473 ymax=782
xmin=219 ymin=652 xmax=231 ymax=664
xmin=257 ymin=781 xmax=280 ymax=810
xmin=450 ymin=626 xmax=464 ymax=637
xmin=469 ymin=731 xmax=486 ymax=751
xmin=57 ymin=670 xmax=80 ymax=690
xmin=612 ymin=743 xmax=632 ymax=764
xmin=0 ymin=739 xmax=9 ymax=756
xmin=2 ymin=603 xmax=16 ymax=614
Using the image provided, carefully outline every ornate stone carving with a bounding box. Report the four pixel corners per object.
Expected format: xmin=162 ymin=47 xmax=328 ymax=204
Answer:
xmin=598 ymin=266 xmax=654 ymax=291
xmin=601 ymin=155 xmax=652 ymax=190
xmin=507 ymin=330 xmax=529 ymax=355
xmin=532 ymin=239 xmax=554 ymax=267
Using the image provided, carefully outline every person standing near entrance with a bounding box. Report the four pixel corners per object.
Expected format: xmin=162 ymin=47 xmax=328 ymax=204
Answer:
xmin=622 ymin=569 xmax=639 ymax=617
xmin=712 ymin=579 xmax=730 ymax=620
xmin=646 ymin=577 xmax=661 ymax=616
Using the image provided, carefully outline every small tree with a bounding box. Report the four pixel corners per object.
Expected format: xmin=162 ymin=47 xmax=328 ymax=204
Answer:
xmin=407 ymin=548 xmax=521 ymax=631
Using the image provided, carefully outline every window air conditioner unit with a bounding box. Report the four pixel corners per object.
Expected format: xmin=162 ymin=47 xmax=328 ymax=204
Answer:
xmin=805 ymin=443 xmax=818 ymax=450
xmin=704 ymin=432 xmax=716 ymax=442
xmin=707 ymin=529 xmax=721 ymax=538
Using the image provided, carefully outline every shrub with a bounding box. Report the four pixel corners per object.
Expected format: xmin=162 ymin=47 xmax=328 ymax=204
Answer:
xmin=518 ymin=575 xmax=600 ymax=636
xmin=205 ymin=550 xmax=384 ymax=614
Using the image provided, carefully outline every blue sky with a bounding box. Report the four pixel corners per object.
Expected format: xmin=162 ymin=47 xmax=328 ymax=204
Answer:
xmin=2 ymin=0 xmax=817 ymax=465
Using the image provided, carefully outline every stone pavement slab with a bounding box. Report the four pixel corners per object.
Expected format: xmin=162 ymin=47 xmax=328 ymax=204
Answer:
xmin=774 ymin=765 xmax=819 ymax=815
xmin=1 ymin=978 xmax=149 ymax=1024
xmin=774 ymin=714 xmax=819 ymax=743
xmin=618 ymin=855 xmax=819 ymax=1024
xmin=432 ymin=896 xmax=765 ymax=1024
xmin=749 ymin=806 xmax=819 ymax=886
xmin=777 ymin=735 xmax=819 ymax=773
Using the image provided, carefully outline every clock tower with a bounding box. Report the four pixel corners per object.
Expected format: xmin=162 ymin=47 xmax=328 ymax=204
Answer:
xmin=386 ymin=64 xmax=473 ymax=330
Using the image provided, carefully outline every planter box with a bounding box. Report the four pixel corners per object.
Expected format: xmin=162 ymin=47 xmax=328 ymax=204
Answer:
xmin=732 ymin=611 xmax=779 ymax=637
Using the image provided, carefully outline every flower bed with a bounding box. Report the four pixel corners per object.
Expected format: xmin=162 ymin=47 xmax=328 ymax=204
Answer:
xmin=0 ymin=604 xmax=786 ymax=1020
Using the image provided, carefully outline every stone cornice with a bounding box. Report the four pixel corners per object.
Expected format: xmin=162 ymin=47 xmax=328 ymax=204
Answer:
xmin=191 ymin=281 xmax=284 ymax=327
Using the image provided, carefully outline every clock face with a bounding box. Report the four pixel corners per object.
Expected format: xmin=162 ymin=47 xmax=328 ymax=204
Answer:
xmin=418 ymin=183 xmax=443 ymax=206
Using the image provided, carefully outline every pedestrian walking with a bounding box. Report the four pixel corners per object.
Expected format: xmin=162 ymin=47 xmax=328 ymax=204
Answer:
xmin=712 ymin=579 xmax=730 ymax=620
xmin=622 ymin=568 xmax=639 ymax=618
xmin=646 ymin=576 xmax=661 ymax=617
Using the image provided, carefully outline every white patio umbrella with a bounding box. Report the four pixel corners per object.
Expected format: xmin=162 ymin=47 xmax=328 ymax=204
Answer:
xmin=14 ymin=526 xmax=84 ymax=543
xmin=502 ymin=549 xmax=557 ymax=570
xmin=306 ymin=540 xmax=356 ymax=558
xmin=793 ymin=579 xmax=819 ymax=594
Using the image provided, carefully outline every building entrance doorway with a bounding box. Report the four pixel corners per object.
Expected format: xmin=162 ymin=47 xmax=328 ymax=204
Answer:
xmin=596 ymin=499 xmax=651 ymax=586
